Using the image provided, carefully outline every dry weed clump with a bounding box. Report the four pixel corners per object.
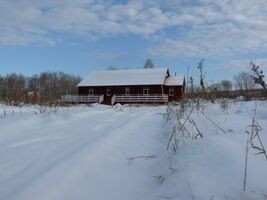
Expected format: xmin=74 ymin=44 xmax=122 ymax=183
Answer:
xmin=164 ymin=99 xmax=229 ymax=152
xmin=243 ymin=104 xmax=267 ymax=191
xmin=164 ymin=100 xmax=204 ymax=152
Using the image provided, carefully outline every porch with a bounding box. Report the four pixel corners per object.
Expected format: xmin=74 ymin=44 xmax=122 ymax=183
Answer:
xmin=61 ymin=94 xmax=168 ymax=105
xmin=111 ymin=94 xmax=168 ymax=105
xmin=61 ymin=95 xmax=104 ymax=103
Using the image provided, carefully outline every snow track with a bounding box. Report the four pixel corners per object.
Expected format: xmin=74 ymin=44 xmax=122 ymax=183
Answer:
xmin=0 ymin=106 xmax=164 ymax=200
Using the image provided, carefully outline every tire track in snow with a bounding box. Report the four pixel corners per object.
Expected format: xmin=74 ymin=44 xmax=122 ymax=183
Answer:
xmin=0 ymin=110 xmax=133 ymax=198
xmin=0 ymin=108 xmax=163 ymax=200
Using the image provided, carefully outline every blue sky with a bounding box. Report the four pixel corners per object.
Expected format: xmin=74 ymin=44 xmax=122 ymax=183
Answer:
xmin=0 ymin=0 xmax=267 ymax=83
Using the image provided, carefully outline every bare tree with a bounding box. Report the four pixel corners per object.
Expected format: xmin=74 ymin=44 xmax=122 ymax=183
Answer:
xmin=0 ymin=72 xmax=80 ymax=104
xmin=221 ymin=80 xmax=233 ymax=91
xmin=234 ymin=72 xmax=255 ymax=90
xmin=0 ymin=75 xmax=7 ymax=103
xmin=35 ymin=72 xmax=80 ymax=103
xmin=144 ymin=59 xmax=154 ymax=69
xmin=2 ymin=73 xmax=26 ymax=104
xmin=209 ymin=82 xmax=222 ymax=91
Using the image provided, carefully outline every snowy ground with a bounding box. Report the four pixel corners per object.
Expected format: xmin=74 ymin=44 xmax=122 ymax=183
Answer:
xmin=0 ymin=101 xmax=267 ymax=200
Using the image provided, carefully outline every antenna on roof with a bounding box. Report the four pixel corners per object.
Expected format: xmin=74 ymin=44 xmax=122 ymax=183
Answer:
xmin=175 ymin=72 xmax=176 ymax=76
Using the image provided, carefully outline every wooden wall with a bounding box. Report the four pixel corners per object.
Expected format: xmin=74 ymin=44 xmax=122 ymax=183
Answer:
xmin=78 ymin=85 xmax=184 ymax=104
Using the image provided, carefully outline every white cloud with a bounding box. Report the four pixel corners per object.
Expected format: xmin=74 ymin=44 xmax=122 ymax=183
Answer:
xmin=218 ymin=58 xmax=267 ymax=71
xmin=0 ymin=0 xmax=267 ymax=59
xmin=0 ymin=0 xmax=178 ymax=44
xmin=148 ymin=0 xmax=267 ymax=58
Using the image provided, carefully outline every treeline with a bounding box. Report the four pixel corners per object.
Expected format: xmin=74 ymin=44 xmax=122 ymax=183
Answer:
xmin=0 ymin=72 xmax=80 ymax=104
xmin=187 ymin=60 xmax=267 ymax=100
xmin=188 ymin=71 xmax=257 ymax=97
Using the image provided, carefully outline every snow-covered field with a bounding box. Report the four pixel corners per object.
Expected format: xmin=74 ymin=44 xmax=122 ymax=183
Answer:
xmin=0 ymin=101 xmax=267 ymax=200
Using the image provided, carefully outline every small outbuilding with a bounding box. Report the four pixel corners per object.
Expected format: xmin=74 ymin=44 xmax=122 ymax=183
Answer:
xmin=62 ymin=68 xmax=185 ymax=105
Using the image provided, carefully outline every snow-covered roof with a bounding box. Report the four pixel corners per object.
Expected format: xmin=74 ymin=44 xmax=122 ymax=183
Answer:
xmin=164 ymin=76 xmax=184 ymax=86
xmin=78 ymin=68 xmax=169 ymax=87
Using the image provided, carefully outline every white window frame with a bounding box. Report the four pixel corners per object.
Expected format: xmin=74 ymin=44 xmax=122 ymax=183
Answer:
xmin=106 ymin=88 xmax=111 ymax=96
xmin=143 ymin=88 xmax=149 ymax=95
xmin=169 ymin=87 xmax=174 ymax=96
xmin=89 ymin=89 xmax=94 ymax=95
xmin=125 ymin=87 xmax=130 ymax=95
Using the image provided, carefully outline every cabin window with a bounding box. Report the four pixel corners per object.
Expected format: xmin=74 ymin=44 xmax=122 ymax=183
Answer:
xmin=115 ymin=86 xmax=120 ymax=94
xmin=169 ymin=88 xmax=174 ymax=96
xmin=125 ymin=87 xmax=130 ymax=95
xmin=106 ymin=88 xmax=111 ymax=96
xmin=143 ymin=88 xmax=149 ymax=95
xmin=89 ymin=89 xmax=94 ymax=95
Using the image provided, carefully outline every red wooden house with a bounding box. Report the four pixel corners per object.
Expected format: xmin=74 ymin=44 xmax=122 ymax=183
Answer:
xmin=62 ymin=68 xmax=185 ymax=105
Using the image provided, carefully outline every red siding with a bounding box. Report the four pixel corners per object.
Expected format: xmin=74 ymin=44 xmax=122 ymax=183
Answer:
xmin=164 ymin=85 xmax=184 ymax=102
xmin=78 ymin=84 xmax=184 ymax=105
